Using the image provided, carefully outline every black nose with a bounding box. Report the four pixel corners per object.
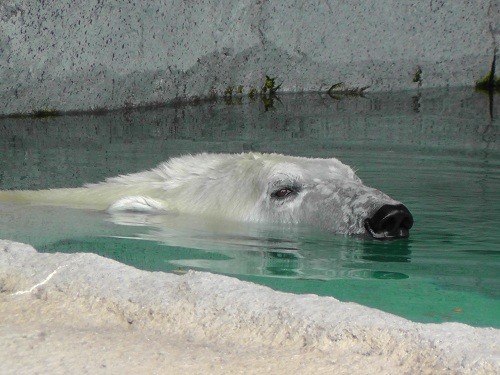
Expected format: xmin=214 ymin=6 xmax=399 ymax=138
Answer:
xmin=364 ymin=204 xmax=413 ymax=240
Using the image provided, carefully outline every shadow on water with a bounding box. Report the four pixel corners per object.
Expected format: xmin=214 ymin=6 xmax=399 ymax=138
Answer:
xmin=1 ymin=87 xmax=499 ymax=327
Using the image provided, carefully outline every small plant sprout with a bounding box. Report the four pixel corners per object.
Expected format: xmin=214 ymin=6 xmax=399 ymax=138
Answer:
xmin=261 ymin=75 xmax=282 ymax=95
xmin=248 ymin=87 xmax=258 ymax=99
xmin=224 ymin=86 xmax=234 ymax=97
xmin=413 ymin=67 xmax=423 ymax=85
xmin=327 ymin=82 xmax=369 ymax=99
xmin=475 ymin=55 xmax=499 ymax=93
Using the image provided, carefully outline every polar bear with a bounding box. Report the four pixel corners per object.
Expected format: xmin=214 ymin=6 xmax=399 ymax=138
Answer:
xmin=0 ymin=152 xmax=413 ymax=239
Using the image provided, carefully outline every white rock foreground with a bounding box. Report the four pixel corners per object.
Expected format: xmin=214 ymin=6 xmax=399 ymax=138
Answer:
xmin=0 ymin=240 xmax=498 ymax=374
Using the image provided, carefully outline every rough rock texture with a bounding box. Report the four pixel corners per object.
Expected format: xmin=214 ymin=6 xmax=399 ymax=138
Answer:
xmin=0 ymin=240 xmax=499 ymax=374
xmin=0 ymin=0 xmax=498 ymax=115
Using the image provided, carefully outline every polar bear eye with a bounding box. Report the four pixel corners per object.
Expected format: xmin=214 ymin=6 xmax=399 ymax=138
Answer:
xmin=271 ymin=187 xmax=296 ymax=199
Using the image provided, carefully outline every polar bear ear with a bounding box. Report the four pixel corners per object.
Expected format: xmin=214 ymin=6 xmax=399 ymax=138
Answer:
xmin=107 ymin=196 xmax=167 ymax=213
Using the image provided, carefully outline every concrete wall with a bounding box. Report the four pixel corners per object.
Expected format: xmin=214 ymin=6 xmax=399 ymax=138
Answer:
xmin=0 ymin=0 xmax=498 ymax=115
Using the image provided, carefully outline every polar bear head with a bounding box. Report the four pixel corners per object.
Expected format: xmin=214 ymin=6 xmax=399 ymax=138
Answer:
xmin=137 ymin=153 xmax=413 ymax=239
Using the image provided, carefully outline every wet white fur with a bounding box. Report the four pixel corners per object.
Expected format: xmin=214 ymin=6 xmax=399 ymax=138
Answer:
xmin=0 ymin=152 xmax=399 ymax=234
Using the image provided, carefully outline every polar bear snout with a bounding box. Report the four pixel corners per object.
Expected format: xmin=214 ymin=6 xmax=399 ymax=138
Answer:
xmin=364 ymin=204 xmax=413 ymax=240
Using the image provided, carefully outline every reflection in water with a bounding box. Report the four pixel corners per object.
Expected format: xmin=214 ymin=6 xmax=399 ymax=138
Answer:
xmin=361 ymin=240 xmax=412 ymax=263
xmin=0 ymin=88 xmax=498 ymax=327
xmin=1 ymin=88 xmax=497 ymax=190
xmin=37 ymin=212 xmax=413 ymax=281
xmin=129 ymin=212 xmax=413 ymax=280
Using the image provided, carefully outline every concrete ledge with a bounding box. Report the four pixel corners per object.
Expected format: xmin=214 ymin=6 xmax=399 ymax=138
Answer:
xmin=1 ymin=1 xmax=498 ymax=115
xmin=1 ymin=240 xmax=498 ymax=373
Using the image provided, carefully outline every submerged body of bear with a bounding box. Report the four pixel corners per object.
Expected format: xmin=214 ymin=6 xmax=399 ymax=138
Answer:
xmin=0 ymin=153 xmax=413 ymax=239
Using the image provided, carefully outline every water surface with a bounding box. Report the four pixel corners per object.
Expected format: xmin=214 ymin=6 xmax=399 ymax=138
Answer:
xmin=1 ymin=88 xmax=498 ymax=327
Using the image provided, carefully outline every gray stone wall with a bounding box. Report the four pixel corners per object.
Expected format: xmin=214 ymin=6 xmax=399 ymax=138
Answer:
xmin=1 ymin=0 xmax=498 ymax=115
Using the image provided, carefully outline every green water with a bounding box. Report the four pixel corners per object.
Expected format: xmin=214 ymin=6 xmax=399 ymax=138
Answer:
xmin=1 ymin=88 xmax=499 ymax=327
